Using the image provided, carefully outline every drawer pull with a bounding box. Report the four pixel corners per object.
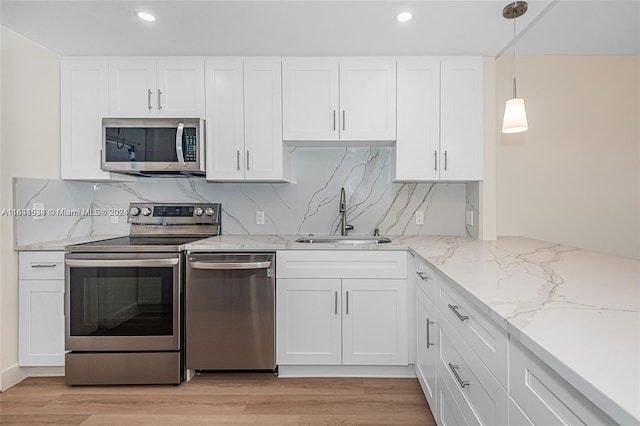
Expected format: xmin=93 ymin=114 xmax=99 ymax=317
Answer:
xmin=448 ymin=304 xmax=470 ymax=322
xmin=448 ymin=363 xmax=470 ymax=388
xmin=31 ymin=263 xmax=57 ymax=268
xmin=426 ymin=318 xmax=433 ymax=349
xmin=416 ymin=271 xmax=431 ymax=281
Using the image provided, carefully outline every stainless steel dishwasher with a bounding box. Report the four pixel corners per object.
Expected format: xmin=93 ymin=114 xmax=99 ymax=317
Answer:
xmin=185 ymin=253 xmax=275 ymax=371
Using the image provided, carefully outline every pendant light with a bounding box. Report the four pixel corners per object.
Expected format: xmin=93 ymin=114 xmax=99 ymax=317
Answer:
xmin=502 ymin=1 xmax=529 ymax=134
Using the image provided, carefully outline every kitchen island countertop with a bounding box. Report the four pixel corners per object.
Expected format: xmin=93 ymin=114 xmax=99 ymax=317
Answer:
xmin=186 ymin=234 xmax=640 ymax=424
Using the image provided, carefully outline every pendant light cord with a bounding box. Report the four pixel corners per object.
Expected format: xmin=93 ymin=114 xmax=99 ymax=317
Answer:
xmin=513 ymin=1 xmax=518 ymax=98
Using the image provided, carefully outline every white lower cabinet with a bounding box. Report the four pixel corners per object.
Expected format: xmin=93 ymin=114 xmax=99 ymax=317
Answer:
xmin=18 ymin=251 xmax=66 ymax=366
xmin=509 ymin=339 xmax=615 ymax=425
xmin=276 ymin=251 xmax=408 ymax=367
xmin=416 ymin=284 xmax=438 ymax=414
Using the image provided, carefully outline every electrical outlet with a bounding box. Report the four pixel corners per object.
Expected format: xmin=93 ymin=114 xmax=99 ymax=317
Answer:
xmin=415 ymin=211 xmax=424 ymax=225
xmin=466 ymin=211 xmax=474 ymax=226
xmin=256 ymin=211 xmax=265 ymax=225
xmin=111 ymin=215 xmax=119 ymax=224
xmin=33 ymin=203 xmax=44 ymax=220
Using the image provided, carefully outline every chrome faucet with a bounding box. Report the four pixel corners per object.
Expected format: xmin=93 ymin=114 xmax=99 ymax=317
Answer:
xmin=340 ymin=187 xmax=354 ymax=236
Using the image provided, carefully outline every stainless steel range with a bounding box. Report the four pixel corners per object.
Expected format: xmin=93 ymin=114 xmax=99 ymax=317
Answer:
xmin=64 ymin=203 xmax=221 ymax=385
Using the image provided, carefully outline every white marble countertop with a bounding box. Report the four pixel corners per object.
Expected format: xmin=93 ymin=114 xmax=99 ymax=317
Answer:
xmin=15 ymin=235 xmax=124 ymax=251
xmin=15 ymin=233 xmax=639 ymax=422
xmin=186 ymin=234 xmax=640 ymax=424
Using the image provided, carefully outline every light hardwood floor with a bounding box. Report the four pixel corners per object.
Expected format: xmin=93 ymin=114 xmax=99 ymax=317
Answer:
xmin=0 ymin=374 xmax=436 ymax=425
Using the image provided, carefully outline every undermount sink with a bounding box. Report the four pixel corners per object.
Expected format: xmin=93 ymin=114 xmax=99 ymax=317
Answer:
xmin=294 ymin=236 xmax=392 ymax=245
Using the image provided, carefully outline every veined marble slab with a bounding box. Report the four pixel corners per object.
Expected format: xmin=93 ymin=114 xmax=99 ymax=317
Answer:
xmin=187 ymin=234 xmax=640 ymax=424
xmin=16 ymin=235 xmax=125 ymax=251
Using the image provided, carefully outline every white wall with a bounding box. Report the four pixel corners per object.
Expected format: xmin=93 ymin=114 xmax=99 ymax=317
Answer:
xmin=496 ymin=55 xmax=640 ymax=259
xmin=0 ymin=27 xmax=60 ymax=389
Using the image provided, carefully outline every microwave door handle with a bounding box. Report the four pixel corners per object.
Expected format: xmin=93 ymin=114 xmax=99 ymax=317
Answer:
xmin=175 ymin=122 xmax=185 ymax=165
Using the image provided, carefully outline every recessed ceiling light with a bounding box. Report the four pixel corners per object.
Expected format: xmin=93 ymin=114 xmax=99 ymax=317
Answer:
xmin=136 ymin=11 xmax=156 ymax=22
xmin=396 ymin=12 xmax=413 ymax=23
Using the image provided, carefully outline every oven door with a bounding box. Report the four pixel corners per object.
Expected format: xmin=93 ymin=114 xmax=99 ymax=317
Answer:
xmin=65 ymin=252 xmax=181 ymax=351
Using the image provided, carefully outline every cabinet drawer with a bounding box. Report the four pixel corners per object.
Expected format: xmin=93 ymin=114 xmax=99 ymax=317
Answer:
xmin=438 ymin=317 xmax=508 ymax=426
xmin=510 ymin=339 xmax=615 ymax=426
xmin=414 ymin=255 xmax=435 ymax=301
xmin=277 ymin=250 xmax=407 ymax=279
xmin=436 ymin=274 xmax=508 ymax=387
xmin=19 ymin=252 xmax=65 ymax=280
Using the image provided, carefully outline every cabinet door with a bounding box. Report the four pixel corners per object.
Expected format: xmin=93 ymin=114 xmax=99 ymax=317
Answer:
xmin=276 ymin=278 xmax=342 ymax=365
xmin=416 ymin=287 xmax=438 ymax=413
xmin=156 ymin=59 xmax=205 ymax=117
xmin=394 ymin=59 xmax=441 ymax=181
xmin=339 ymin=60 xmax=396 ymax=141
xmin=18 ymin=280 xmax=65 ymax=366
xmin=108 ymin=59 xmax=157 ymax=117
xmin=61 ymin=59 xmax=112 ymax=180
xmin=342 ymin=279 xmax=407 ymax=365
xmin=440 ymin=58 xmax=484 ymax=180
xmin=204 ymin=60 xmax=245 ymax=181
xmin=282 ymin=59 xmax=339 ymax=141
xmin=244 ymin=59 xmax=288 ymax=181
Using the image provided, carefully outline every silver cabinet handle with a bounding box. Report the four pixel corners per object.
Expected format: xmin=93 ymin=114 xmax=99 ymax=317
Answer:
xmin=31 ymin=263 xmax=57 ymax=268
xmin=434 ymin=150 xmax=438 ymax=171
xmin=426 ymin=318 xmax=433 ymax=349
xmin=246 ymin=150 xmax=250 ymax=171
xmin=346 ymin=290 xmax=349 ymax=315
xmin=448 ymin=363 xmax=470 ymax=388
xmin=175 ymin=122 xmax=185 ymax=165
xmin=333 ymin=110 xmax=336 ymax=131
xmin=416 ymin=271 xmax=431 ymax=281
xmin=236 ymin=150 xmax=241 ymax=171
xmin=342 ymin=110 xmax=346 ymax=131
xmin=448 ymin=304 xmax=470 ymax=322
xmin=189 ymin=261 xmax=271 ymax=270
xmin=335 ymin=291 xmax=338 ymax=315
xmin=147 ymin=89 xmax=153 ymax=109
xmin=66 ymin=258 xmax=179 ymax=267
xmin=157 ymin=89 xmax=163 ymax=110
xmin=444 ymin=150 xmax=448 ymax=171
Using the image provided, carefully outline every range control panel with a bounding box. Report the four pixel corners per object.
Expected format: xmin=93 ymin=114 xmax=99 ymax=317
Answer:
xmin=128 ymin=203 xmax=221 ymax=226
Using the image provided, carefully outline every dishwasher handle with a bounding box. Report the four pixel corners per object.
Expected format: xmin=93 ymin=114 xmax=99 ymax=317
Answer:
xmin=189 ymin=260 xmax=272 ymax=270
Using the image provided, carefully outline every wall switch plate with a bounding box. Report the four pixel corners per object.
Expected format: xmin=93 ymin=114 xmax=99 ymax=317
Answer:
xmin=466 ymin=211 xmax=474 ymax=226
xmin=33 ymin=203 xmax=44 ymax=220
xmin=256 ymin=211 xmax=265 ymax=225
xmin=110 ymin=215 xmax=119 ymax=224
xmin=415 ymin=211 xmax=424 ymax=225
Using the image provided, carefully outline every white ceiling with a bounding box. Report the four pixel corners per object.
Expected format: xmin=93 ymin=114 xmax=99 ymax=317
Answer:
xmin=0 ymin=1 xmax=638 ymax=57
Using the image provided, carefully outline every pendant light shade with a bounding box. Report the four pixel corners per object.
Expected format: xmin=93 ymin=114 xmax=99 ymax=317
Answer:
xmin=502 ymin=97 xmax=528 ymax=133
xmin=502 ymin=1 xmax=529 ymax=134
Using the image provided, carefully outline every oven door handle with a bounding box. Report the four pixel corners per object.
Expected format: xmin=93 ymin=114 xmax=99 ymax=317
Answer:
xmin=66 ymin=258 xmax=179 ymax=267
xmin=189 ymin=261 xmax=271 ymax=270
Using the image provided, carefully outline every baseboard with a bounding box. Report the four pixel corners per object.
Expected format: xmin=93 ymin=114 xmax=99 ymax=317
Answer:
xmin=22 ymin=366 xmax=65 ymax=377
xmin=278 ymin=364 xmax=417 ymax=378
xmin=1 ymin=363 xmax=28 ymax=391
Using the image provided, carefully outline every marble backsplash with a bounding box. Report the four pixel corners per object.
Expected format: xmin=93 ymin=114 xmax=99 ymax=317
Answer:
xmin=14 ymin=147 xmax=478 ymax=245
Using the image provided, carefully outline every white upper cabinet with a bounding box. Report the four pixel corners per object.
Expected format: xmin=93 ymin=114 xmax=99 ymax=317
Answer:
xmin=339 ymin=60 xmax=396 ymax=141
xmin=393 ymin=57 xmax=484 ymax=182
xmin=205 ymin=59 xmax=289 ymax=182
xmin=440 ymin=58 xmax=483 ymax=181
xmin=282 ymin=59 xmax=339 ymax=141
xmin=109 ymin=58 xmax=204 ymax=118
xmin=282 ymin=58 xmax=396 ymax=142
xmin=394 ymin=59 xmax=441 ymax=181
xmin=61 ymin=59 xmax=111 ymax=180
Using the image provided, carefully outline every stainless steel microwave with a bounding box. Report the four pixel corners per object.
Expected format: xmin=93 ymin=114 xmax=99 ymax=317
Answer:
xmin=102 ymin=118 xmax=205 ymax=175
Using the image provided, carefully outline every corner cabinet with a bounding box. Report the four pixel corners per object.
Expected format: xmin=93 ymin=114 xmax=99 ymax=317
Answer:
xmin=393 ymin=57 xmax=484 ymax=182
xmin=276 ymin=251 xmax=408 ymax=367
xmin=282 ymin=59 xmax=396 ymax=142
xmin=18 ymin=251 xmax=65 ymax=366
xmin=108 ymin=58 xmax=205 ymax=118
xmin=205 ymin=59 xmax=290 ymax=181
